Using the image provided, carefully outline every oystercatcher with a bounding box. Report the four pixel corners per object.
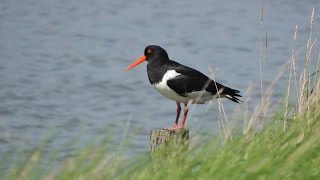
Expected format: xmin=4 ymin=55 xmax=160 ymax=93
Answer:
xmin=125 ymin=45 xmax=241 ymax=129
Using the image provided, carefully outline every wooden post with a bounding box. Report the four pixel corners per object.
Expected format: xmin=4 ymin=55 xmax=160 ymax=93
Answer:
xmin=149 ymin=129 xmax=189 ymax=157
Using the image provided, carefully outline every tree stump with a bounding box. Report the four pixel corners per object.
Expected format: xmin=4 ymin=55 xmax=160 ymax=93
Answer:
xmin=149 ymin=129 xmax=189 ymax=157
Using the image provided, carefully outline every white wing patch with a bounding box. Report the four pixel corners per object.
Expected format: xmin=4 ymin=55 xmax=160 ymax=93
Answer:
xmin=162 ymin=70 xmax=181 ymax=82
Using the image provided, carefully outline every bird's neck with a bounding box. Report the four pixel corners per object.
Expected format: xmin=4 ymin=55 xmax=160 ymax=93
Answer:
xmin=146 ymin=58 xmax=169 ymax=84
xmin=148 ymin=56 xmax=168 ymax=67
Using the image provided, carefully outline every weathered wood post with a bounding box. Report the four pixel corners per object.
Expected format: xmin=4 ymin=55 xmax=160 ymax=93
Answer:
xmin=149 ymin=128 xmax=189 ymax=157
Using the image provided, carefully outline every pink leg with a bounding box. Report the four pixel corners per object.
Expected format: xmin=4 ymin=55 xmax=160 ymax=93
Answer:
xmin=181 ymin=103 xmax=189 ymax=128
xmin=173 ymin=102 xmax=181 ymax=128
xmin=165 ymin=102 xmax=189 ymax=130
xmin=164 ymin=102 xmax=182 ymax=130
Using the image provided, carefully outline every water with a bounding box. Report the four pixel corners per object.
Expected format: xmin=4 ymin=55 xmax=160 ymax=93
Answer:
xmin=0 ymin=0 xmax=319 ymax=162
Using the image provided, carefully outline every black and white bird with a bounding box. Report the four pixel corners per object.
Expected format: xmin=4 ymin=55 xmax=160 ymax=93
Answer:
xmin=125 ymin=45 xmax=241 ymax=129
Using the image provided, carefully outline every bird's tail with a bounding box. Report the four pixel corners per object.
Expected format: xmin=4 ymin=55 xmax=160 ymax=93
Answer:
xmin=220 ymin=86 xmax=242 ymax=103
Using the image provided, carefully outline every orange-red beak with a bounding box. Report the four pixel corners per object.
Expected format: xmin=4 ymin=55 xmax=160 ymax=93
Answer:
xmin=125 ymin=55 xmax=147 ymax=71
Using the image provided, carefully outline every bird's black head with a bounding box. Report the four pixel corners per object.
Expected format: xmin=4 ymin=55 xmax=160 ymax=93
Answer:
xmin=125 ymin=45 xmax=169 ymax=71
xmin=144 ymin=45 xmax=169 ymax=62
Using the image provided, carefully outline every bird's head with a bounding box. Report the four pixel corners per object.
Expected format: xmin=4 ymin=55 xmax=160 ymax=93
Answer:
xmin=125 ymin=45 xmax=169 ymax=71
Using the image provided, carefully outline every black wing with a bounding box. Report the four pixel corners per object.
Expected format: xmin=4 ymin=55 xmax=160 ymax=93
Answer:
xmin=166 ymin=60 xmax=242 ymax=103
xmin=166 ymin=60 xmax=224 ymax=95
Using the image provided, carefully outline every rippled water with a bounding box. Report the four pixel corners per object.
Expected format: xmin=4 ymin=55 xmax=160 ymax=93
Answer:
xmin=0 ymin=0 xmax=319 ymax=161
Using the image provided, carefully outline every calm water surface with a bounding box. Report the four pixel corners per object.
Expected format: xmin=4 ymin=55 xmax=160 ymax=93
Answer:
xmin=0 ymin=0 xmax=319 ymax=162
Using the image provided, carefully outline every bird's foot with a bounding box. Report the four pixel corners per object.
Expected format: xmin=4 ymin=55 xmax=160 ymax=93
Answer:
xmin=164 ymin=123 xmax=184 ymax=130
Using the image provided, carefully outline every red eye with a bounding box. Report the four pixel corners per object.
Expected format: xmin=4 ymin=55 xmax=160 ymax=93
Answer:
xmin=147 ymin=49 xmax=152 ymax=54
